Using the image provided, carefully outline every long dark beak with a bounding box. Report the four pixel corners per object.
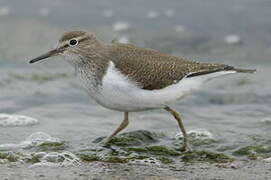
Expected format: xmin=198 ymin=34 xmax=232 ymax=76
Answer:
xmin=29 ymin=48 xmax=60 ymax=64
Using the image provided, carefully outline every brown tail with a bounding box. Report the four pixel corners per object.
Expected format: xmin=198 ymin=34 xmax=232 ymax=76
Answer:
xmin=233 ymin=68 xmax=256 ymax=73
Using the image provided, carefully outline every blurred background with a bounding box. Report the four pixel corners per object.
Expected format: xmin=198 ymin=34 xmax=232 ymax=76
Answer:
xmin=0 ymin=0 xmax=271 ymax=178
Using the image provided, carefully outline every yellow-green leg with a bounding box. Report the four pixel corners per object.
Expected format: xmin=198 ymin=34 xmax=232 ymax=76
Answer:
xmin=165 ymin=106 xmax=191 ymax=152
xmin=102 ymin=112 xmax=129 ymax=144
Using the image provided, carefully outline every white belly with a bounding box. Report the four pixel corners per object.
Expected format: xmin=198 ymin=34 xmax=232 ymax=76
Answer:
xmin=84 ymin=61 xmax=236 ymax=112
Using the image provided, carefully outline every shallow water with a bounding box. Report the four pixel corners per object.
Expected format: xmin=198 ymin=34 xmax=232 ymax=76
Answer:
xmin=0 ymin=0 xmax=271 ymax=179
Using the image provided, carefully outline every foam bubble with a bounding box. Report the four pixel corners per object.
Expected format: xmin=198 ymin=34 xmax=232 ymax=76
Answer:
xmin=175 ymin=129 xmax=213 ymax=139
xmin=113 ymin=21 xmax=131 ymax=32
xmin=0 ymin=159 xmax=9 ymax=164
xmin=0 ymin=114 xmax=38 ymax=127
xmin=130 ymin=157 xmax=161 ymax=165
xmin=21 ymin=132 xmax=62 ymax=149
xmin=0 ymin=132 xmax=61 ymax=151
xmin=29 ymin=151 xmax=80 ymax=168
xmin=263 ymin=157 xmax=271 ymax=162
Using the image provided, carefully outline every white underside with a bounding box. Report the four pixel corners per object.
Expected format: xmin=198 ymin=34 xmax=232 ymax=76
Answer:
xmin=81 ymin=61 xmax=236 ymax=112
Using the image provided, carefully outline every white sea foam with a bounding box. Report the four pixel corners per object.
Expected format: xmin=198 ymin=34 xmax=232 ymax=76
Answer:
xmin=0 ymin=132 xmax=79 ymax=167
xmin=21 ymin=132 xmax=61 ymax=148
xmin=263 ymin=157 xmax=271 ymax=162
xmin=0 ymin=159 xmax=9 ymax=164
xmin=175 ymin=129 xmax=213 ymax=139
xmin=0 ymin=114 xmax=38 ymax=127
xmin=0 ymin=132 xmax=61 ymax=151
xmin=29 ymin=151 xmax=80 ymax=168
xmin=0 ymin=151 xmax=80 ymax=167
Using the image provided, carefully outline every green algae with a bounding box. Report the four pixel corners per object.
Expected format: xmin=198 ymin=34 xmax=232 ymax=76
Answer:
xmin=25 ymin=155 xmax=41 ymax=164
xmin=181 ymin=151 xmax=233 ymax=163
xmin=105 ymin=156 xmax=130 ymax=163
xmin=78 ymin=154 xmax=99 ymax=162
xmin=38 ymin=142 xmax=66 ymax=151
xmin=158 ymin=157 xmax=174 ymax=164
xmin=190 ymin=139 xmax=217 ymax=147
xmin=90 ymin=130 xmax=234 ymax=164
xmin=127 ymin=146 xmax=180 ymax=156
xmin=0 ymin=152 xmax=19 ymax=162
xmin=78 ymin=148 xmax=232 ymax=164
xmin=233 ymin=145 xmax=271 ymax=160
xmin=94 ymin=130 xmax=164 ymax=146
xmin=0 ymin=152 xmax=41 ymax=164
xmin=146 ymin=146 xmax=180 ymax=156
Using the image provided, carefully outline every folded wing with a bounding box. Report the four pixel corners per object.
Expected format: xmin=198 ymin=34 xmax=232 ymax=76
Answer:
xmin=109 ymin=43 xmax=252 ymax=90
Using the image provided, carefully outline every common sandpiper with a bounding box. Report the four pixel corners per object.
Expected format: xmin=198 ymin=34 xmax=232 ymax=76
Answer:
xmin=29 ymin=31 xmax=256 ymax=151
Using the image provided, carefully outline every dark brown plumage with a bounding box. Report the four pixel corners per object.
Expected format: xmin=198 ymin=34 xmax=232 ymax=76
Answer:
xmin=108 ymin=43 xmax=239 ymax=90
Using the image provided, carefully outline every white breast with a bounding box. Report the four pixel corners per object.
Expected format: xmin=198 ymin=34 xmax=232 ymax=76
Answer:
xmin=87 ymin=61 xmax=236 ymax=112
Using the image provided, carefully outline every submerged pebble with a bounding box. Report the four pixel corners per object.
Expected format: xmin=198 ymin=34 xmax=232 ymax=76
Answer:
xmin=0 ymin=114 xmax=38 ymax=127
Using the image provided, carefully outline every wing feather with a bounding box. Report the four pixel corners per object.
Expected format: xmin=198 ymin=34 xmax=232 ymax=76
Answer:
xmin=108 ymin=43 xmax=232 ymax=90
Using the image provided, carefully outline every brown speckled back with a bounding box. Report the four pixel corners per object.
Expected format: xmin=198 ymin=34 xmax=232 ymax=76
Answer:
xmin=108 ymin=43 xmax=232 ymax=90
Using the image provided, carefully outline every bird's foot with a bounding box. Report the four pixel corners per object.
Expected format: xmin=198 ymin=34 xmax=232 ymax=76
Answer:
xmin=98 ymin=137 xmax=112 ymax=147
xmin=180 ymin=144 xmax=193 ymax=153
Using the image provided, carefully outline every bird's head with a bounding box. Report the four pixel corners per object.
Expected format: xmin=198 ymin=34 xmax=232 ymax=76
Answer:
xmin=29 ymin=31 xmax=101 ymax=65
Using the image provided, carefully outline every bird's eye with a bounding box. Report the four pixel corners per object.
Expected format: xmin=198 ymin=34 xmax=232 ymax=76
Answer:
xmin=69 ymin=39 xmax=78 ymax=46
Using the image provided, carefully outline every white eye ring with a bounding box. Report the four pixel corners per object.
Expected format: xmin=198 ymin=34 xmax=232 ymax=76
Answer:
xmin=69 ymin=39 xmax=78 ymax=46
